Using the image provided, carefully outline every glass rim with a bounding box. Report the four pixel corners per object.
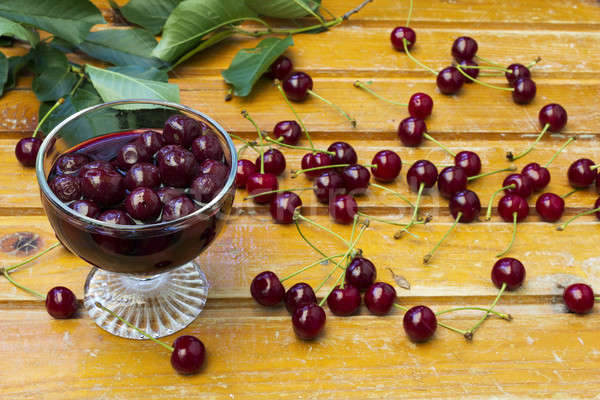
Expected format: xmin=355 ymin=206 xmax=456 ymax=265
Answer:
xmin=35 ymin=99 xmax=238 ymax=232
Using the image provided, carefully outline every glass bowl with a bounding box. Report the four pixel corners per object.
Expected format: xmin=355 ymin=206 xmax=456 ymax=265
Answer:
xmin=36 ymin=99 xmax=236 ymax=339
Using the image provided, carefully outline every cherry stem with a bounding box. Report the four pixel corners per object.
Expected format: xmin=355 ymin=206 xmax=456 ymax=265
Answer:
xmin=485 ymin=184 xmax=516 ymax=221
xmin=0 ymin=268 xmax=46 ymax=299
xmin=507 ymin=123 xmax=550 ymax=161
xmin=229 ymin=133 xmax=260 ymax=154
xmin=561 ymin=188 xmax=580 ymax=199
xmin=456 ymin=64 xmax=513 ymax=91
xmin=394 ymin=182 xmax=425 ymax=239
xmin=468 ymin=165 xmax=516 ymax=181
xmin=33 ymin=97 xmax=65 ymax=138
xmin=95 ymin=304 xmax=174 ymax=352
xmin=544 ymin=136 xmax=576 ymax=168
xmin=392 ymin=303 xmax=470 ymax=336
xmin=405 ymin=0 xmax=413 ymax=26
xmin=402 ymin=39 xmax=437 ymax=75
xmin=423 ymin=212 xmax=462 ymax=264
xmin=356 ymin=211 xmax=421 ymax=228
xmin=423 ymin=133 xmax=456 ymax=157
xmin=466 ymin=283 xmax=507 ymax=337
xmin=264 ymin=135 xmax=335 ymax=155
xmin=306 ymin=89 xmax=356 ymax=127
xmin=4 ymin=242 xmax=61 ymax=273
xmin=557 ymin=206 xmax=600 ymax=231
xmin=295 ymin=211 xmax=329 ymax=259
xmin=291 ymin=163 xmax=375 ymax=178
xmin=496 ymin=212 xmax=518 ymax=258
xmin=316 ymin=220 xmax=369 ymax=298
xmin=280 ymin=253 xmax=346 ymax=282
xmin=435 ymin=306 xmax=511 ymax=320
xmin=241 ymin=110 xmax=265 ymax=174
xmin=353 ymin=80 xmax=408 ymax=107
xmin=275 ymin=83 xmax=315 ymax=150
xmin=369 ymin=182 xmax=415 ymax=209
xmin=243 ymin=187 xmax=313 ymax=201
xmin=295 ymin=212 xmax=350 ymax=247
xmin=526 ymin=56 xmax=542 ymax=69
xmin=473 ymin=55 xmax=506 ymax=68
xmin=457 ymin=64 xmax=510 ymax=73
xmin=225 ymin=87 xmax=233 ymax=101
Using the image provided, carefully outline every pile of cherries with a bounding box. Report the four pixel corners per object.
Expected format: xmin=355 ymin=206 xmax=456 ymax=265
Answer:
xmin=47 ymin=114 xmax=230 ymax=225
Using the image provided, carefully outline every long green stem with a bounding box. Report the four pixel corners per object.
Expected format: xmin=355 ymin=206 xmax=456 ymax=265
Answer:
xmin=369 ymin=182 xmax=415 ymax=209
xmin=243 ymin=187 xmax=313 ymax=201
xmin=561 ymin=188 xmax=580 ymax=199
xmin=353 ymin=80 xmax=408 ymax=107
xmin=295 ymin=213 xmax=350 ymax=246
xmin=506 ymin=123 xmax=549 ymax=161
xmin=295 ymin=213 xmax=328 ymax=258
xmin=474 ymin=54 xmax=505 ymax=68
xmin=458 ymin=64 xmax=510 ymax=73
xmin=468 ymin=165 xmax=516 ymax=181
xmin=466 ymin=283 xmax=507 ymax=336
xmin=557 ymin=206 xmax=600 ymax=231
xmin=33 ymin=98 xmax=65 ymax=138
xmin=306 ymin=89 xmax=356 ymax=126
xmin=229 ymin=133 xmax=260 ymax=154
xmin=403 ymin=39 xmax=437 ymax=75
xmin=423 ymin=212 xmax=461 ymax=263
xmin=405 ymin=0 xmax=413 ymax=26
xmin=485 ymin=184 xmax=516 ymax=220
xmin=392 ymin=303 xmax=469 ymax=336
xmin=241 ymin=110 xmax=265 ymax=173
xmin=280 ymin=253 xmax=345 ymax=282
xmin=456 ymin=64 xmax=513 ymax=91
xmin=96 ymin=304 xmax=174 ymax=352
xmin=356 ymin=211 xmax=415 ymax=227
xmin=496 ymin=213 xmax=517 ymax=258
xmin=275 ymin=83 xmax=314 ymax=150
xmin=435 ymin=306 xmax=511 ymax=320
xmin=394 ymin=182 xmax=424 ymax=239
xmin=5 ymin=242 xmax=61 ymax=273
xmin=292 ymin=163 xmax=375 ymax=178
xmin=423 ymin=133 xmax=456 ymax=157
xmin=264 ymin=136 xmax=335 ymax=155
xmin=545 ymin=136 xmax=576 ymax=168
xmin=0 ymin=268 xmax=46 ymax=299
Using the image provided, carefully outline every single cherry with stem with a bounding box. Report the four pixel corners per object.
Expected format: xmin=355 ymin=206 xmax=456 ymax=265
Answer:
xmin=371 ymin=150 xmax=402 ymax=182
xmin=364 ymin=282 xmax=397 ymax=316
xmin=563 ymin=283 xmax=595 ymax=314
xmin=451 ymin=36 xmax=478 ymax=61
xmin=454 ymin=150 xmax=482 ymax=177
xmin=397 ymin=117 xmax=456 ymax=156
xmin=345 ymin=256 xmax=377 ymax=291
xmin=496 ymin=194 xmax=529 ymax=257
xmin=520 ymin=138 xmax=575 ymax=192
xmin=437 ymin=164 xmax=515 ymax=199
xmin=284 ymin=282 xmax=317 ymax=314
xmin=354 ymin=81 xmax=433 ymax=119
xmin=272 ymin=120 xmax=302 ymax=146
xmin=267 ymin=55 xmax=293 ymax=80
xmin=567 ymin=158 xmax=598 ymax=189
xmin=390 ymin=0 xmax=416 ymax=51
xmin=269 ymin=191 xmax=303 ymax=224
xmin=455 ymin=64 xmax=536 ymax=104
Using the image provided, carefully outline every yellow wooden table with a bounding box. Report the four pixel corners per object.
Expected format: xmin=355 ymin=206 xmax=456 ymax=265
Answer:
xmin=2 ymin=0 xmax=600 ymax=398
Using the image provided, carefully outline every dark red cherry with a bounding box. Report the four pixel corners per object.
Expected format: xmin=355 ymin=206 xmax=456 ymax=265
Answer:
xmin=341 ymin=164 xmax=371 ymax=196
xmin=170 ymin=335 xmax=206 ymax=375
xmin=454 ymin=151 xmax=481 ymax=177
xmin=521 ymin=163 xmax=550 ymax=192
xmin=403 ymin=305 xmax=437 ymax=342
xmin=124 ymin=187 xmax=162 ymax=222
xmin=327 ymin=284 xmax=361 ymax=316
xmin=81 ymin=168 xmax=126 ymax=207
xmin=97 ymin=209 xmax=133 ymax=225
xmin=49 ymin=175 xmax=82 ymax=202
xmin=458 ymin=59 xmax=479 ymax=82
xmin=191 ymin=135 xmax=224 ymax=163
xmin=563 ymin=283 xmax=595 ymax=314
xmin=15 ymin=137 xmax=42 ymax=166
xmin=327 ymin=142 xmax=357 ymax=172
xmin=567 ymin=158 xmax=596 ymax=188
xmin=436 ymin=66 xmax=465 ymax=94
xmin=236 ymin=159 xmax=257 ymax=188
xmin=535 ymin=192 xmax=564 ymax=222
xmin=198 ymin=159 xmax=229 ymax=182
xmin=116 ymin=141 xmax=151 ymax=171
xmin=157 ymin=147 xmax=198 ymax=188
xmin=491 ymin=257 xmax=525 ymax=290
xmin=503 ymin=173 xmax=533 ymax=198
xmin=69 ymin=199 xmax=101 ymax=218
xmin=398 ymin=116 xmax=426 ymax=147
xmin=451 ymin=36 xmax=478 ymax=61
xmin=313 ymin=171 xmax=345 ymax=203
xmin=273 ymin=120 xmax=302 ymax=146
xmin=505 ymin=63 xmax=531 ymax=85
xmin=364 ymin=282 xmax=397 ymax=316
xmin=282 ymin=71 xmax=313 ymax=101
xmin=267 ymin=55 xmax=293 ymax=80
xmin=55 ymin=153 xmax=90 ymax=175
xmin=408 ymin=93 xmax=433 ymax=119
xmin=371 ymin=150 xmax=401 ymax=182
xmin=45 ymin=286 xmax=78 ymax=319
xmin=292 ymin=302 xmax=326 ymax=340
xmin=156 ymin=187 xmax=184 ymax=205
xmin=137 ymin=130 xmax=165 ymax=156
xmin=269 ymin=191 xmax=302 ymax=224
xmin=155 ymin=144 xmax=186 ymax=166
xmin=163 ymin=114 xmax=200 ymax=148
xmin=125 ymin=162 xmax=161 ymax=190
xmin=511 ymin=78 xmax=536 ymax=104
xmin=406 ymin=160 xmax=438 ymax=192
xmin=345 ymin=257 xmax=377 ymax=291
xmin=250 ymin=271 xmax=285 ymax=306
xmin=284 ymin=283 xmax=317 ymax=314
xmin=449 ymin=189 xmax=481 ymax=223
xmin=301 ymin=152 xmax=333 ymax=179
xmin=190 ymin=173 xmax=224 ymax=204
xmin=162 ymin=195 xmax=196 ymax=222
xmin=498 ymin=194 xmax=529 ymax=222
xmin=257 ymin=148 xmax=286 ymax=176
xmin=437 ymin=166 xmax=468 ymax=199
xmin=246 ymin=172 xmax=279 ymax=204
xmin=390 ymin=26 xmax=416 ymax=51
xmin=328 ymin=194 xmax=358 ymax=224
xmin=595 ymin=197 xmax=600 ymax=220
xmin=539 ymin=103 xmax=567 ymax=132
xmin=78 ymin=160 xmax=114 ymax=178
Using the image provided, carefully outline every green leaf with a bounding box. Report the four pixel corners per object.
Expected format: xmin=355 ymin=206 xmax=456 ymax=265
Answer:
xmin=29 ymin=44 xmax=69 ymax=74
xmin=32 ymin=66 xmax=77 ymax=102
xmin=78 ymin=29 xmax=165 ymax=69
xmin=38 ymin=96 xmax=78 ymax=136
xmin=245 ymin=0 xmax=321 ymax=19
xmin=49 ymin=37 xmax=79 ymax=53
xmin=72 ymin=82 xmax=103 ymax=110
xmin=120 ymin=0 xmax=184 ymax=35
xmin=0 ymin=16 xmax=39 ymax=46
xmin=0 ymin=52 xmax=8 ymax=96
xmin=221 ymin=36 xmax=293 ymax=97
xmin=86 ymin=64 xmax=180 ymax=103
xmin=0 ymin=0 xmax=105 ymax=44
xmin=107 ymin=65 xmax=168 ymax=82
xmin=152 ymin=0 xmax=257 ymax=63
xmin=4 ymin=53 xmax=32 ymax=90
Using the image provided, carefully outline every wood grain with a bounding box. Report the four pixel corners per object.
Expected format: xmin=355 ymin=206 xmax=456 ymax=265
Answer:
xmin=1 ymin=0 xmax=600 ymax=398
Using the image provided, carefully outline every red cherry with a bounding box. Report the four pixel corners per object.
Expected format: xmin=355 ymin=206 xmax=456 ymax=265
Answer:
xmin=45 ymin=286 xmax=78 ymax=319
xmin=170 ymin=335 xmax=206 ymax=375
